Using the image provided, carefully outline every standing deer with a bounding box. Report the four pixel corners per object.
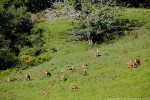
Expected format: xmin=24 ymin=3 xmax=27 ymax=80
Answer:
xmin=45 ymin=71 xmax=51 ymax=77
xmin=94 ymin=50 xmax=100 ymax=58
xmin=25 ymin=74 xmax=31 ymax=81
xmin=82 ymin=69 xmax=87 ymax=76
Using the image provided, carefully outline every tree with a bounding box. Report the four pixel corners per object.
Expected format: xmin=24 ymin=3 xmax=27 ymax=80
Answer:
xmin=0 ymin=1 xmax=33 ymax=70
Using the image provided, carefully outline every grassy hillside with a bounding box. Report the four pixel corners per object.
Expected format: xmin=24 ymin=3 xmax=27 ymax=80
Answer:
xmin=0 ymin=8 xmax=150 ymax=100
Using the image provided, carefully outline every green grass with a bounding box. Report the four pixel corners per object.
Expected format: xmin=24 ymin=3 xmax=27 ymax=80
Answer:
xmin=0 ymin=8 xmax=150 ymax=100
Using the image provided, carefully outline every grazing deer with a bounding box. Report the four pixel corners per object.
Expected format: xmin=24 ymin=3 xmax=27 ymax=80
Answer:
xmin=60 ymin=74 xmax=67 ymax=82
xmin=25 ymin=74 xmax=31 ymax=81
xmin=45 ymin=71 xmax=51 ymax=77
xmin=127 ymin=60 xmax=137 ymax=68
xmin=94 ymin=50 xmax=100 ymax=58
xmin=82 ymin=69 xmax=87 ymax=76
xmin=67 ymin=66 xmax=75 ymax=71
xmin=69 ymin=85 xmax=79 ymax=91
xmin=135 ymin=58 xmax=140 ymax=66
xmin=7 ymin=77 xmax=16 ymax=82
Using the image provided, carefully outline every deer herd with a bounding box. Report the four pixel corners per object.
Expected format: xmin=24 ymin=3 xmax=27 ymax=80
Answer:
xmin=6 ymin=50 xmax=141 ymax=91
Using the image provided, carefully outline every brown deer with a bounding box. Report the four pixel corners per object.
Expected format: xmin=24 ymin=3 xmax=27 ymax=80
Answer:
xmin=67 ymin=66 xmax=75 ymax=71
xmin=7 ymin=77 xmax=16 ymax=82
xmin=69 ymin=85 xmax=79 ymax=91
xmin=45 ymin=71 xmax=51 ymax=77
xmin=127 ymin=60 xmax=137 ymax=68
xmin=25 ymin=74 xmax=31 ymax=81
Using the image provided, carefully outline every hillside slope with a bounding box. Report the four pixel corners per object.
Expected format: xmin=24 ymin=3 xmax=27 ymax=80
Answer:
xmin=0 ymin=8 xmax=150 ymax=100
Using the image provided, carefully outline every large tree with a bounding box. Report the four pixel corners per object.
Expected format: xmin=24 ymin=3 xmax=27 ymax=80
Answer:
xmin=0 ymin=0 xmax=33 ymax=70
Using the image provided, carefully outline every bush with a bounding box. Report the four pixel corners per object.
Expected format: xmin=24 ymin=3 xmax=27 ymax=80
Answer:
xmin=0 ymin=48 xmax=18 ymax=70
xmin=30 ymin=52 xmax=51 ymax=66
xmin=20 ymin=55 xmax=33 ymax=64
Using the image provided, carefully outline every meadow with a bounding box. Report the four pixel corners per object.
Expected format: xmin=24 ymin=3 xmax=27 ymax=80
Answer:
xmin=0 ymin=8 xmax=150 ymax=100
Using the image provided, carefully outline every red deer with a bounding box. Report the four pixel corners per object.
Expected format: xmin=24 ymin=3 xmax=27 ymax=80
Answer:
xmin=69 ymin=85 xmax=79 ymax=91
xmin=82 ymin=69 xmax=87 ymax=76
xmin=67 ymin=66 xmax=75 ymax=71
xmin=127 ymin=60 xmax=137 ymax=68
xmin=135 ymin=59 xmax=140 ymax=66
xmin=25 ymin=74 xmax=31 ymax=81
xmin=45 ymin=71 xmax=51 ymax=77
xmin=7 ymin=77 xmax=16 ymax=82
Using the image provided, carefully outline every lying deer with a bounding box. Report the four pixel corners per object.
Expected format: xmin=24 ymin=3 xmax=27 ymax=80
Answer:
xmin=69 ymin=85 xmax=79 ymax=91
xmin=7 ymin=77 xmax=16 ymax=82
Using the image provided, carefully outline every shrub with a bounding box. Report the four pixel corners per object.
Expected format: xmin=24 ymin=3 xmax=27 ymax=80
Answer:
xmin=30 ymin=52 xmax=51 ymax=66
xmin=20 ymin=55 xmax=33 ymax=64
xmin=0 ymin=48 xmax=18 ymax=70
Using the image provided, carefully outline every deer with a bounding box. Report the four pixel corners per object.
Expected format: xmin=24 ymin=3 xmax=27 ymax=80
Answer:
xmin=94 ymin=50 xmax=100 ymax=58
xmin=127 ymin=60 xmax=137 ymax=68
xmin=69 ymin=85 xmax=79 ymax=91
xmin=25 ymin=74 xmax=31 ymax=81
xmin=45 ymin=71 xmax=51 ymax=77
xmin=67 ymin=66 xmax=75 ymax=71
xmin=7 ymin=77 xmax=16 ymax=82
xmin=82 ymin=68 xmax=87 ymax=76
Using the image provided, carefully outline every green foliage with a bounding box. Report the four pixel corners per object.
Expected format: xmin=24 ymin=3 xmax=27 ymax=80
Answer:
xmin=73 ymin=0 xmax=82 ymax=11
xmin=20 ymin=55 xmax=33 ymax=64
xmin=0 ymin=48 xmax=17 ymax=70
xmin=0 ymin=1 xmax=47 ymax=70
xmin=0 ymin=5 xmax=32 ymax=54
xmin=25 ymin=0 xmax=53 ymax=12
xmin=0 ymin=2 xmax=33 ymax=69
xmin=30 ymin=52 xmax=51 ymax=66
xmin=72 ymin=6 xmax=141 ymax=43
xmin=20 ymin=52 xmax=51 ymax=67
xmin=116 ymin=0 xmax=150 ymax=8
